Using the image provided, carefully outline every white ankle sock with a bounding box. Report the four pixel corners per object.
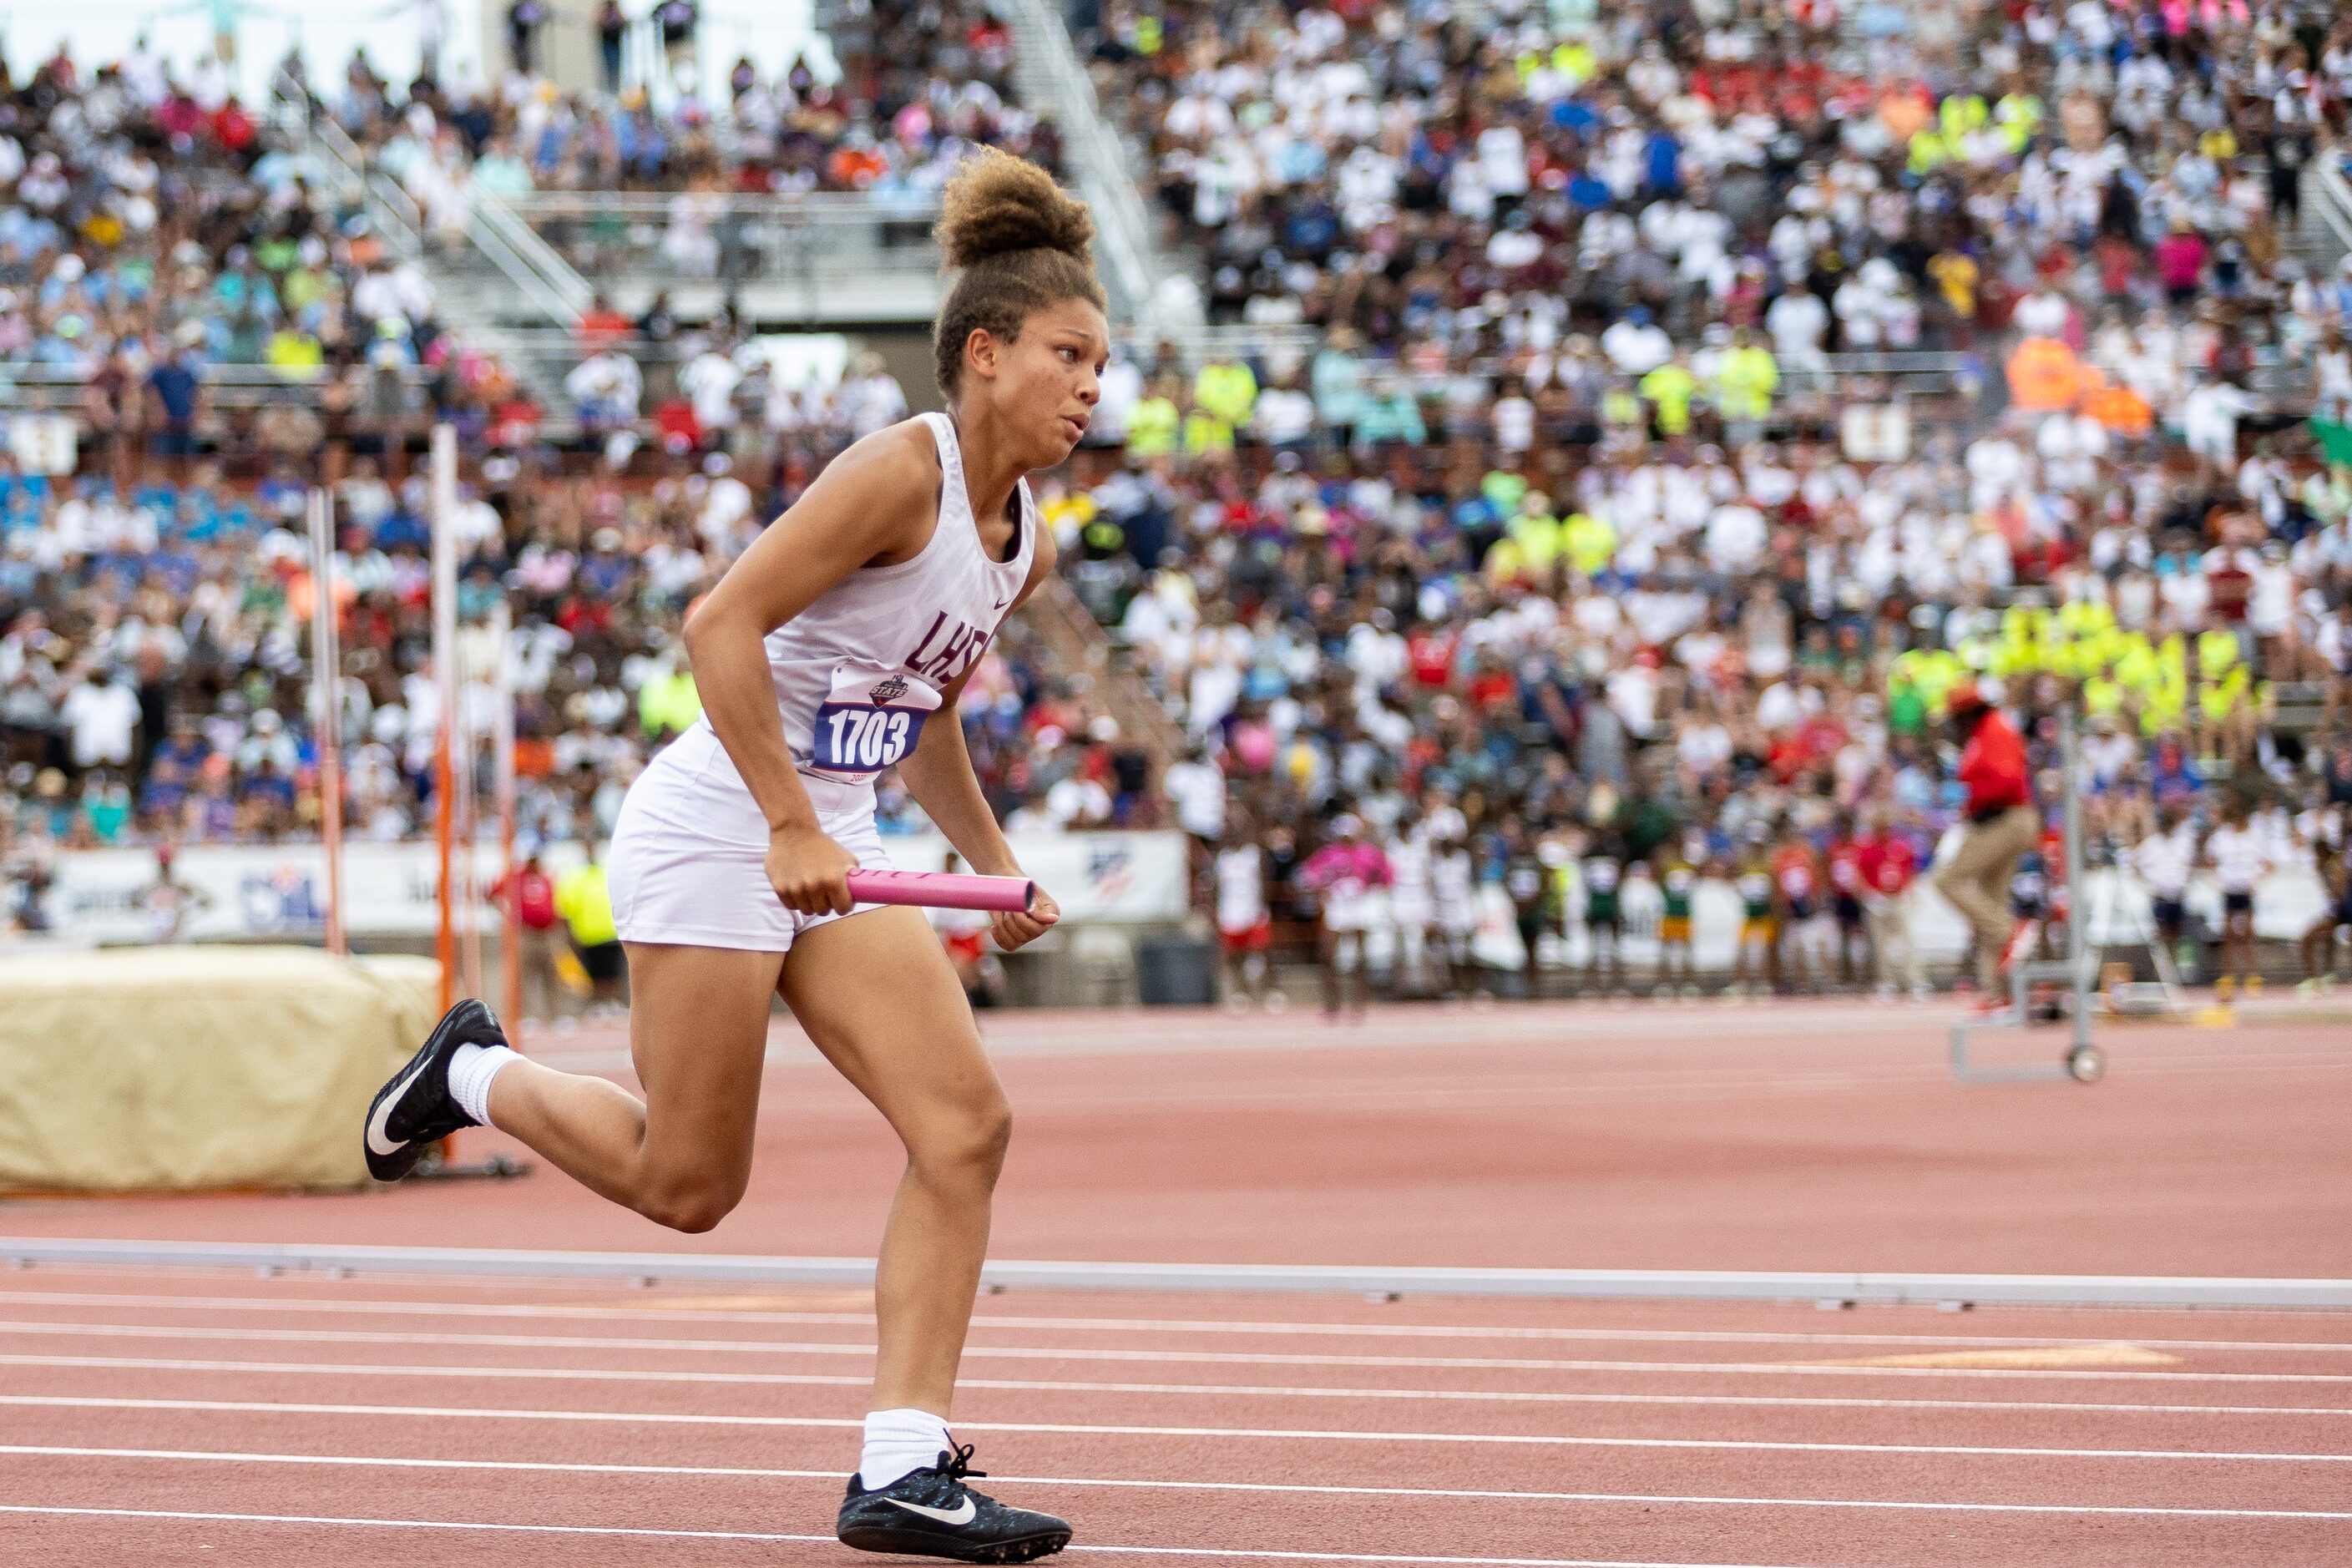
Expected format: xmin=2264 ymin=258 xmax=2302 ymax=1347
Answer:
xmin=446 ymin=1042 xmax=520 ymax=1126
xmin=858 ymin=1407 xmax=951 ymax=1490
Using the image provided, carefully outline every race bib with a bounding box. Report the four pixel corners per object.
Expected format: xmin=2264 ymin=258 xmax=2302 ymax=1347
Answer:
xmin=810 ymin=666 xmax=943 ymax=778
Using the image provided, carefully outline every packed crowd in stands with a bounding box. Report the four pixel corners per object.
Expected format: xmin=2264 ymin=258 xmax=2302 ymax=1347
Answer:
xmin=3 ymin=3 xmax=2352 ymax=991
xmin=1039 ymin=0 xmax=2352 ymax=989
xmin=1075 ymin=417 xmax=2352 ymax=999
xmin=0 ymin=30 xmax=1125 ymax=938
xmin=1092 ymin=0 xmax=2346 ymax=352
xmin=312 ymin=0 xmax=1059 ymax=265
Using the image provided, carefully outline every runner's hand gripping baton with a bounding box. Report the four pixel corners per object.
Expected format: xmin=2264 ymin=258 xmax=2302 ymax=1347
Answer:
xmin=844 ymin=868 xmax=1039 ymax=914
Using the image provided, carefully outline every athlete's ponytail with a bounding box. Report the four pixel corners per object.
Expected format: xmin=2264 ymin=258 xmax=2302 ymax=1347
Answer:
xmin=931 ymin=147 xmax=1106 ymax=397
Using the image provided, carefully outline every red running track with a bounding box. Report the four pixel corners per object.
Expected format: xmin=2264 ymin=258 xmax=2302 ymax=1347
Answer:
xmin=7 ymin=998 xmax=2349 ymax=1274
xmin=1 ymin=998 xmax=2348 ymax=1562
xmin=0 ymin=1272 xmax=2347 ymax=1565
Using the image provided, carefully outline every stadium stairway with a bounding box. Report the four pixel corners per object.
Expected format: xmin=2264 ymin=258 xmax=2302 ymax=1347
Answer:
xmin=2297 ymin=158 xmax=2352 ymax=277
xmin=991 ymin=0 xmax=1201 ymax=339
xmin=269 ymin=68 xmax=582 ymax=421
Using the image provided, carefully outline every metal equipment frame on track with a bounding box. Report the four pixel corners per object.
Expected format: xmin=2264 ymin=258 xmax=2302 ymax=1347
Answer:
xmin=1949 ymin=703 xmax=2104 ymax=1085
xmin=2081 ymin=841 xmax=2192 ymax=1019
xmin=6 ymin=1237 xmax=2350 ymax=1309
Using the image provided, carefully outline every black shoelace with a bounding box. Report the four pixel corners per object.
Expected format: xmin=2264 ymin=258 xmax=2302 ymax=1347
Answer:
xmin=938 ymin=1441 xmax=987 ymax=1485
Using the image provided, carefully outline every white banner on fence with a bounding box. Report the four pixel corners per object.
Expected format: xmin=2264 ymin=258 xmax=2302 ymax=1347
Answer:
xmin=29 ymin=846 xmax=2324 ymax=962
xmin=1358 ymin=867 xmax=2329 ymax=974
xmin=38 ymin=832 xmax=1191 ymax=948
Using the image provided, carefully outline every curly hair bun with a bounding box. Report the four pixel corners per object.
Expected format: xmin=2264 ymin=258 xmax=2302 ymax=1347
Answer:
xmin=934 ymin=147 xmax=1095 ymax=271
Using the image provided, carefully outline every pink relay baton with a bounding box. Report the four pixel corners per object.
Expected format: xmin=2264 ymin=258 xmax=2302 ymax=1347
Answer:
xmin=846 ymin=868 xmax=1038 ymax=913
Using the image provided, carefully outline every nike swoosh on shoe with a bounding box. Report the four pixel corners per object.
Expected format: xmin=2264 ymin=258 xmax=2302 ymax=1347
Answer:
xmin=365 ymin=1055 xmax=436 ymax=1158
xmin=888 ymin=1498 xmax=979 ymax=1525
xmin=363 ymin=999 xmax=499 ymax=1180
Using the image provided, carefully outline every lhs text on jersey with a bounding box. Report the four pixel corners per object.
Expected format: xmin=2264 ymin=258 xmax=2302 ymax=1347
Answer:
xmin=905 ymin=610 xmax=993 ymax=685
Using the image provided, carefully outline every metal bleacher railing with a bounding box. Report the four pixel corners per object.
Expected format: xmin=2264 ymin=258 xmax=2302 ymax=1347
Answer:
xmin=2307 ymin=154 xmax=2352 ymax=276
xmin=269 ymin=68 xmax=583 ymax=331
xmin=0 ymin=362 xmax=420 ymax=413
xmin=276 ymin=67 xmax=947 ymax=331
xmin=498 ymin=190 xmax=943 ymax=326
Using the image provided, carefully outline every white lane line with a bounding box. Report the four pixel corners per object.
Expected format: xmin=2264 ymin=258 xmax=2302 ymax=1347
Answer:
xmin=4 ymin=1317 xmax=2344 ymax=1386
xmin=0 ymin=1505 xmax=1810 ymax=1566
xmin=0 ymin=1500 xmax=1765 ymax=1567
xmin=967 ymin=1313 xmax=2352 ymax=1356
xmin=5 ymin=1350 xmax=2347 ymax=1420
xmin=3 ymin=1288 xmax=2344 ymax=1356
xmin=8 ymin=1444 xmax=2352 ymax=1522
xmin=6 ymin=1393 xmax=2347 ymax=1463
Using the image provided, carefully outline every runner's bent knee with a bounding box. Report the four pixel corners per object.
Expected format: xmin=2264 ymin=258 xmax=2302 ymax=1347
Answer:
xmin=633 ymin=1154 xmax=751 ymax=1233
xmin=629 ymin=1095 xmax=759 ymax=1232
xmin=906 ymin=1093 xmax=1012 ymax=1186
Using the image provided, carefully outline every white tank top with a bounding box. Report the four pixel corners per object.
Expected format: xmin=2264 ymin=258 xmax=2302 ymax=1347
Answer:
xmin=687 ymin=411 xmax=1035 ymax=802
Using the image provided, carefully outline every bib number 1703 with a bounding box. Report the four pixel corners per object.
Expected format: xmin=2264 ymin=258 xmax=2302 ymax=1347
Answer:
xmin=817 ymin=705 xmax=916 ymax=773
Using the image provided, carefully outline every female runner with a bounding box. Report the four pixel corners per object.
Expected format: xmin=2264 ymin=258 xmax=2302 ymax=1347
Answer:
xmin=362 ymin=149 xmax=1104 ymax=1562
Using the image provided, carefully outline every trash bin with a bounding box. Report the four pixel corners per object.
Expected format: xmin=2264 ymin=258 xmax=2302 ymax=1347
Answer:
xmin=1134 ymin=933 xmax=1216 ymax=1006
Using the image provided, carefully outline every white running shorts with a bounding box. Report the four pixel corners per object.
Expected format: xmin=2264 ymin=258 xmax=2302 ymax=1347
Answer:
xmin=609 ymin=725 xmax=896 ymax=953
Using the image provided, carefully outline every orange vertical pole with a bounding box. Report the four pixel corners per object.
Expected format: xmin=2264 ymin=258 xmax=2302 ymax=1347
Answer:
xmin=435 ymin=736 xmax=454 ymax=1013
xmin=431 ymin=424 xmax=458 ymax=1014
xmin=493 ymin=599 xmax=523 ymax=1038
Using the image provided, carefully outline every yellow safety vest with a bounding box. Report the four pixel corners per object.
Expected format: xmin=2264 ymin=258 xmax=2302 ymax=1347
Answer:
xmin=1181 ymin=411 xmax=1234 ymax=455
xmin=2199 ymin=665 xmax=2250 ymax=723
xmin=1126 ymin=397 xmax=1178 ymax=457
xmin=1713 ymin=346 xmax=1779 ymax=419
xmin=2195 ymin=627 xmax=2240 ymax=675
xmin=638 ymin=668 xmax=701 ymax=738
xmin=554 ymin=863 xmax=617 ymax=948
xmin=1562 ymin=512 xmax=1616 ymax=578
xmin=1193 ymin=362 xmax=1258 ymax=427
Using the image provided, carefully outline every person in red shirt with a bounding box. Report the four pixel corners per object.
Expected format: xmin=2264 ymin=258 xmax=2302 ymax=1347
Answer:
xmin=1764 ymin=730 xmax=1804 ymax=782
xmin=2205 ymin=551 xmax=2253 ymax=625
xmin=651 ymin=396 xmax=701 ymax=455
xmin=212 ymin=100 xmax=257 ymax=154
xmin=1930 ymin=680 xmax=2040 ymax=1004
xmin=493 ymin=849 xmax=565 ymax=1024
xmin=1796 ymin=710 xmax=1848 ymax=768
xmin=1464 ymin=650 xmax=1517 ymax=711
xmin=1406 ymin=625 xmax=1459 ymax=688
xmin=575 ymin=294 xmax=635 ymax=352
xmin=1855 ymin=809 xmax=1926 ymax=997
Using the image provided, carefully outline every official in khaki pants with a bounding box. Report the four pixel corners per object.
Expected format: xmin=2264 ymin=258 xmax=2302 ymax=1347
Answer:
xmin=1931 ymin=679 xmax=2037 ymax=1004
